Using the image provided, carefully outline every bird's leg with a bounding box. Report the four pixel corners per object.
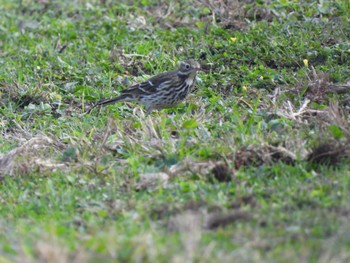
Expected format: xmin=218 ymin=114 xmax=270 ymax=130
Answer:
xmin=145 ymin=106 xmax=153 ymax=117
xmin=97 ymin=104 xmax=103 ymax=116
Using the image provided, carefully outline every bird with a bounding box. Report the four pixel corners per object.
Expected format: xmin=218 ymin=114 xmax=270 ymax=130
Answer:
xmin=87 ymin=59 xmax=201 ymax=115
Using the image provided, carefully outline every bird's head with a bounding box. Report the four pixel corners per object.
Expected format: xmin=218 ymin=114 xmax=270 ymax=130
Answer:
xmin=178 ymin=59 xmax=201 ymax=77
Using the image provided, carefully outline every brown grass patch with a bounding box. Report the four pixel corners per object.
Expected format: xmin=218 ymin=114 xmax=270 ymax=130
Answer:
xmin=234 ymin=144 xmax=297 ymax=169
xmin=205 ymin=211 xmax=252 ymax=229
xmin=0 ymin=135 xmax=65 ymax=177
xmin=307 ymin=141 xmax=350 ymax=166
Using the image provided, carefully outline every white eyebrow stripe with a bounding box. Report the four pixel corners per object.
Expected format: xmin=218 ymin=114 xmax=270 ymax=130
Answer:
xmin=148 ymin=80 xmax=154 ymax=86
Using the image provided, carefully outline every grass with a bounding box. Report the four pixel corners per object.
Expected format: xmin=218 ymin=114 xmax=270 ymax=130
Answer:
xmin=1 ymin=0 xmax=350 ymax=262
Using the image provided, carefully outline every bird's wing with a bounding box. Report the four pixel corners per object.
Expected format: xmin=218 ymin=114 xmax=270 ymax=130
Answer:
xmin=121 ymin=70 xmax=177 ymax=95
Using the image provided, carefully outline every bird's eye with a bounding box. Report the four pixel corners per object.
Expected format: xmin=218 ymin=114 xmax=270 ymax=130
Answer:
xmin=185 ymin=64 xmax=190 ymax=69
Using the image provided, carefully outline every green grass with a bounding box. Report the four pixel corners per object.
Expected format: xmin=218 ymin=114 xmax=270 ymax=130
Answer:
xmin=1 ymin=0 xmax=350 ymax=262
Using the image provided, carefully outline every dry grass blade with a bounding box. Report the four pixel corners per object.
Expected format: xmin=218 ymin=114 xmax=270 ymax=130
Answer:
xmin=274 ymin=98 xmax=315 ymax=123
xmin=306 ymin=68 xmax=350 ymax=102
xmin=326 ymin=101 xmax=350 ymax=136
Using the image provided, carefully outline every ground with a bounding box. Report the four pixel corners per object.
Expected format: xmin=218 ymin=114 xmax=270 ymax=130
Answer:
xmin=0 ymin=0 xmax=350 ymax=262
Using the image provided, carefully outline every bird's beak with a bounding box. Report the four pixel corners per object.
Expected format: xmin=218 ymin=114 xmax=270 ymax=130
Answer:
xmin=195 ymin=62 xmax=201 ymax=71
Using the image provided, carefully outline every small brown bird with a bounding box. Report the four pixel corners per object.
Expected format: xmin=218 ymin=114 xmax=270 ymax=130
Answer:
xmin=89 ymin=59 xmax=201 ymax=115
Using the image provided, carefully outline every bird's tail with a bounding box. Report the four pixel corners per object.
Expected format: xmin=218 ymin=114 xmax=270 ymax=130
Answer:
xmin=86 ymin=94 xmax=133 ymax=113
xmin=96 ymin=94 xmax=132 ymax=106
